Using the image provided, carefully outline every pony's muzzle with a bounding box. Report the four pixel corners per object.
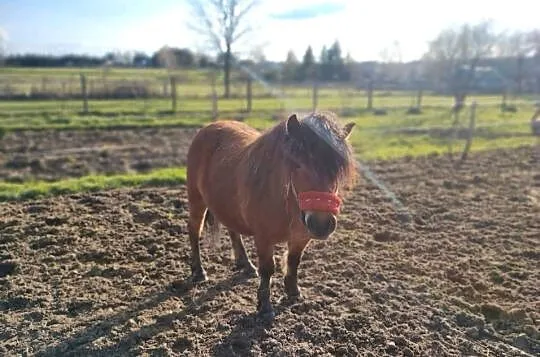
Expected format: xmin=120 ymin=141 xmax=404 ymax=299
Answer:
xmin=302 ymin=211 xmax=337 ymax=239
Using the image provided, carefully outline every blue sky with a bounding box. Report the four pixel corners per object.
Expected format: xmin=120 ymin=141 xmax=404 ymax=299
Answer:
xmin=1 ymin=0 xmax=538 ymax=62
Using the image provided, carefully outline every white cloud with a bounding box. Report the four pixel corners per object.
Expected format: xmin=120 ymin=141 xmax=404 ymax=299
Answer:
xmin=244 ymin=0 xmax=540 ymax=62
xmin=0 ymin=27 xmax=7 ymax=41
xmin=114 ymin=3 xmax=193 ymax=54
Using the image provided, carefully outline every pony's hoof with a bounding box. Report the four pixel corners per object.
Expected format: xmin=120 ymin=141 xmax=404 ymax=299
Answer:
xmin=190 ymin=270 xmax=208 ymax=283
xmin=257 ymin=306 xmax=275 ymax=320
xmin=233 ymin=262 xmax=258 ymax=278
xmin=279 ymin=293 xmax=303 ymax=306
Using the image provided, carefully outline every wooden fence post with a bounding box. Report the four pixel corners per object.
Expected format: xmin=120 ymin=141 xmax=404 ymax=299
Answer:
xmin=367 ymin=78 xmax=374 ymax=110
xmin=246 ymin=77 xmax=252 ymax=113
xmin=416 ymin=88 xmax=423 ymax=109
xmin=211 ymin=73 xmax=218 ymax=121
xmin=458 ymin=101 xmax=477 ymax=167
xmin=80 ymin=74 xmax=88 ymax=114
xmin=312 ymin=81 xmax=318 ymax=112
xmin=170 ymin=76 xmax=177 ymax=112
xmin=500 ymin=91 xmax=507 ymax=112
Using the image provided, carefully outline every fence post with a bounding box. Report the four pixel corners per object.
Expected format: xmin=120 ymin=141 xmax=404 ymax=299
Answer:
xmin=500 ymin=91 xmax=507 ymax=112
xmin=458 ymin=101 xmax=477 ymax=167
xmin=367 ymin=79 xmax=374 ymax=110
xmin=312 ymin=81 xmax=318 ymax=112
xmin=211 ymin=73 xmax=219 ymax=121
xmin=80 ymin=74 xmax=88 ymax=114
xmin=416 ymin=88 xmax=423 ymax=109
xmin=170 ymin=76 xmax=177 ymax=112
xmin=246 ymin=77 xmax=252 ymax=113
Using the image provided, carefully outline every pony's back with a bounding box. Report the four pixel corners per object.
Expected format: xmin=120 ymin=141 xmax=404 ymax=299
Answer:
xmin=186 ymin=120 xmax=261 ymax=237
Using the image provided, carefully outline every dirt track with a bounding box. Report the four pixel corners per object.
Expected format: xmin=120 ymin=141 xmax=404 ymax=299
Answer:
xmin=0 ymin=128 xmax=197 ymax=182
xmin=1 ymin=145 xmax=539 ymax=356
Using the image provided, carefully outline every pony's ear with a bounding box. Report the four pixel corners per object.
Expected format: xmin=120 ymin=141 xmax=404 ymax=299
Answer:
xmin=286 ymin=114 xmax=302 ymax=139
xmin=342 ymin=122 xmax=355 ymax=140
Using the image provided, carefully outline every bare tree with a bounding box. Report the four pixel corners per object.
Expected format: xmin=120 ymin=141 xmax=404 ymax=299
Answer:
xmin=527 ymin=30 xmax=540 ymax=93
xmin=496 ymin=31 xmax=533 ymax=94
xmin=422 ymin=21 xmax=500 ymax=108
xmin=378 ymin=40 xmax=405 ymax=86
xmin=187 ymin=0 xmax=261 ymax=99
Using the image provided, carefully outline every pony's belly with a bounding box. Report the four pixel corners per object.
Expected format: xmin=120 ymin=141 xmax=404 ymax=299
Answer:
xmin=212 ymin=210 xmax=253 ymax=236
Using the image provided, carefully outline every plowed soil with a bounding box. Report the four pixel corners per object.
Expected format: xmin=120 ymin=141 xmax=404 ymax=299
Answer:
xmin=0 ymin=127 xmax=197 ymax=182
xmin=1 ymin=145 xmax=539 ymax=356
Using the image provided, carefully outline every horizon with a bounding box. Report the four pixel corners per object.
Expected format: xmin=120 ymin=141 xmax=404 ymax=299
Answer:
xmin=1 ymin=0 xmax=539 ymax=63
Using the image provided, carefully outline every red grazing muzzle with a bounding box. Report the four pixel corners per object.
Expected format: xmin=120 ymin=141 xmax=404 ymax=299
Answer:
xmin=298 ymin=191 xmax=342 ymax=215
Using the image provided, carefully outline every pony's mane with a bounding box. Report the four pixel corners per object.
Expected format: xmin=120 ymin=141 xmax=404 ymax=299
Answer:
xmin=244 ymin=112 xmax=356 ymax=203
xmin=286 ymin=112 xmax=356 ymax=189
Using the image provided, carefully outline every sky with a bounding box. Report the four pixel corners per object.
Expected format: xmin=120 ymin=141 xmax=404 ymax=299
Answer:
xmin=0 ymin=0 xmax=539 ymax=62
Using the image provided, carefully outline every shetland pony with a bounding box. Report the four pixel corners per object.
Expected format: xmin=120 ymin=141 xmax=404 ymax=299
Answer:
xmin=186 ymin=112 xmax=356 ymax=318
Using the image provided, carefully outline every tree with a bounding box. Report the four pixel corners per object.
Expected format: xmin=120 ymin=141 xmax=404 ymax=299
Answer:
xmin=328 ymin=40 xmax=346 ymax=80
xmin=378 ymin=40 xmax=404 ymax=86
xmin=423 ymin=21 xmax=500 ymax=106
xmin=187 ymin=0 xmax=261 ymax=98
xmin=133 ymin=52 xmax=151 ymax=67
xmin=319 ymin=45 xmax=330 ymax=80
xmin=249 ymin=45 xmax=266 ymax=64
xmin=297 ymin=46 xmax=316 ymax=81
xmin=527 ymin=30 xmax=540 ymax=92
xmin=496 ymin=31 xmax=531 ymax=93
xmin=302 ymin=46 xmax=315 ymax=68
xmin=282 ymin=50 xmax=299 ymax=82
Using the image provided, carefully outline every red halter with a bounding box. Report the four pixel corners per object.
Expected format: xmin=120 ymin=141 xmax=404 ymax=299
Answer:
xmin=297 ymin=191 xmax=342 ymax=215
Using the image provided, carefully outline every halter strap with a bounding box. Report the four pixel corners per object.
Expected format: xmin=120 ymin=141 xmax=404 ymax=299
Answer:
xmin=289 ymin=179 xmax=342 ymax=215
xmin=298 ymin=191 xmax=341 ymax=215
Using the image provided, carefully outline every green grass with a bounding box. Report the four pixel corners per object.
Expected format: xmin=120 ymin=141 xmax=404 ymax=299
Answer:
xmin=1 ymin=95 xmax=534 ymax=132
xmin=344 ymin=104 xmax=536 ymax=160
xmin=0 ymin=167 xmax=187 ymax=202
xmin=0 ymin=113 xmax=208 ymax=131
xmin=350 ymin=132 xmax=535 ymax=160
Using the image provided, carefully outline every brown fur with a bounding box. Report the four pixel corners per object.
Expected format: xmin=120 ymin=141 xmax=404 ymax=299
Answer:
xmin=186 ymin=112 xmax=356 ymax=316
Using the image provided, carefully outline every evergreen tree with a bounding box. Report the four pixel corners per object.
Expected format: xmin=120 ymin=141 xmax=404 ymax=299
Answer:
xmin=299 ymin=46 xmax=316 ymax=81
xmin=282 ymin=50 xmax=299 ymax=81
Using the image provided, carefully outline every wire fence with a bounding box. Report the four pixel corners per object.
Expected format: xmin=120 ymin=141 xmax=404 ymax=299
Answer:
xmin=2 ymin=70 xmax=537 ymax=118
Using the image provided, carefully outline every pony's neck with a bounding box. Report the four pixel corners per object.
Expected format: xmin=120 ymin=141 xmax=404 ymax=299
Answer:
xmin=244 ymin=121 xmax=291 ymax=200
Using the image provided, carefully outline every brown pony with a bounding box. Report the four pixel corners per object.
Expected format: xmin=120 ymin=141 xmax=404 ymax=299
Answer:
xmin=186 ymin=111 xmax=356 ymax=318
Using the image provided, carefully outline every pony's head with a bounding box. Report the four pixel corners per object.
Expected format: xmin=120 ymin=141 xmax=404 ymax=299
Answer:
xmin=285 ymin=112 xmax=356 ymax=240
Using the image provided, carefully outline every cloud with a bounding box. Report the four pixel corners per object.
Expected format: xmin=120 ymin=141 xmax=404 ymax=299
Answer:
xmin=0 ymin=27 xmax=7 ymax=41
xmin=270 ymin=2 xmax=345 ymax=20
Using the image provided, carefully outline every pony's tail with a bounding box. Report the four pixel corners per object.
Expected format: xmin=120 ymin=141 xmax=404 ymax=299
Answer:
xmin=204 ymin=210 xmax=221 ymax=247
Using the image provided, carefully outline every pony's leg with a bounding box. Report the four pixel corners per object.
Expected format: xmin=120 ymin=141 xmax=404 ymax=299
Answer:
xmin=187 ymin=190 xmax=208 ymax=283
xmin=228 ymin=230 xmax=257 ymax=277
xmin=255 ymin=239 xmax=275 ymax=318
xmin=284 ymin=239 xmax=310 ymax=301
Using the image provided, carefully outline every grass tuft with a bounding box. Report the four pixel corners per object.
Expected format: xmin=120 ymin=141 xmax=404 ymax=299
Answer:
xmin=0 ymin=167 xmax=187 ymax=202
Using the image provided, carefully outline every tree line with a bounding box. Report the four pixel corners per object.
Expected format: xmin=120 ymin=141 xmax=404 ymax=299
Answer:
xmin=2 ymin=40 xmax=352 ymax=81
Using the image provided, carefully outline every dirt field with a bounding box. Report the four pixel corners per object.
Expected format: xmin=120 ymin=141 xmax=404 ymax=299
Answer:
xmin=0 ymin=128 xmax=198 ymax=182
xmin=1 ymin=145 xmax=539 ymax=356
